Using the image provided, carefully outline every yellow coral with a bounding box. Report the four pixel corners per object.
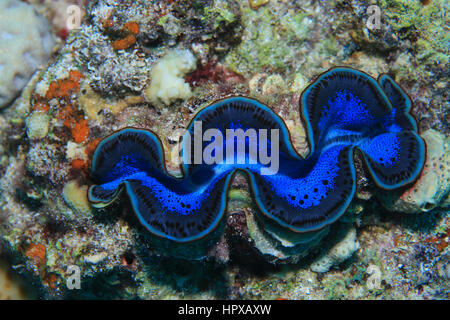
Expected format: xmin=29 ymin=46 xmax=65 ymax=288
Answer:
xmin=63 ymin=180 xmax=91 ymax=215
xmin=78 ymin=86 xmax=143 ymax=121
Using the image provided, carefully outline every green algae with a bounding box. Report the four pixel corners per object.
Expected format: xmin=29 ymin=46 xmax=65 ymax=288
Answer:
xmin=380 ymin=0 xmax=449 ymax=66
xmin=157 ymin=15 xmax=169 ymax=27
xmin=351 ymin=264 xmax=367 ymax=284
xmin=228 ymin=188 xmax=251 ymax=206
xmin=224 ymin=6 xmax=312 ymax=74
xmin=157 ymin=14 xmax=182 ymax=38
xmin=203 ymin=2 xmax=237 ymax=29
xmin=324 ymin=277 xmax=348 ymax=300
xmin=318 ymin=36 xmax=339 ymax=57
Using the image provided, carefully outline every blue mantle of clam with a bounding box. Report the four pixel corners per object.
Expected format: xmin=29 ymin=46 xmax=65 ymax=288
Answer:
xmin=88 ymin=68 xmax=426 ymax=246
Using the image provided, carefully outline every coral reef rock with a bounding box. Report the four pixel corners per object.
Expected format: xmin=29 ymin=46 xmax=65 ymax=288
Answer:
xmin=310 ymin=226 xmax=360 ymax=273
xmin=379 ymin=129 xmax=450 ymax=213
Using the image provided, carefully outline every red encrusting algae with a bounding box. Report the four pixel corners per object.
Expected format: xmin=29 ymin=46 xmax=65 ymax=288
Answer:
xmin=40 ymin=71 xmax=90 ymax=143
xmin=46 ymin=71 xmax=83 ymax=100
xmin=71 ymin=159 xmax=86 ymax=170
xmin=109 ymin=21 xmax=140 ymax=50
xmin=71 ymin=119 xmax=89 ymax=143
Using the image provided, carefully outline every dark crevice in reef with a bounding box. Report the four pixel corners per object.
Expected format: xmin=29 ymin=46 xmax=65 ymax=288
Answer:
xmin=225 ymin=210 xmax=280 ymax=276
xmin=376 ymin=203 xmax=443 ymax=234
xmin=91 ymin=197 xmax=128 ymax=225
xmin=63 ymin=267 xmax=138 ymax=300
xmin=41 ymin=215 xmax=72 ymax=242
xmin=14 ymin=171 xmax=60 ymax=212
xmin=15 ymin=187 xmax=43 ymax=211
xmin=138 ymin=250 xmax=230 ymax=299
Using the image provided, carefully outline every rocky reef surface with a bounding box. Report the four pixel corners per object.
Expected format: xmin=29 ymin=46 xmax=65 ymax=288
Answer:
xmin=0 ymin=0 xmax=448 ymax=299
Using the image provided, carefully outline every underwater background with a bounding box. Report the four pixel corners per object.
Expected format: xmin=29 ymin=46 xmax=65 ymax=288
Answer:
xmin=0 ymin=0 xmax=448 ymax=300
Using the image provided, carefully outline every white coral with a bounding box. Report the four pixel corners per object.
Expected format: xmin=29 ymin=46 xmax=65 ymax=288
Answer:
xmin=145 ymin=49 xmax=197 ymax=106
xmin=0 ymin=0 xmax=55 ymax=108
